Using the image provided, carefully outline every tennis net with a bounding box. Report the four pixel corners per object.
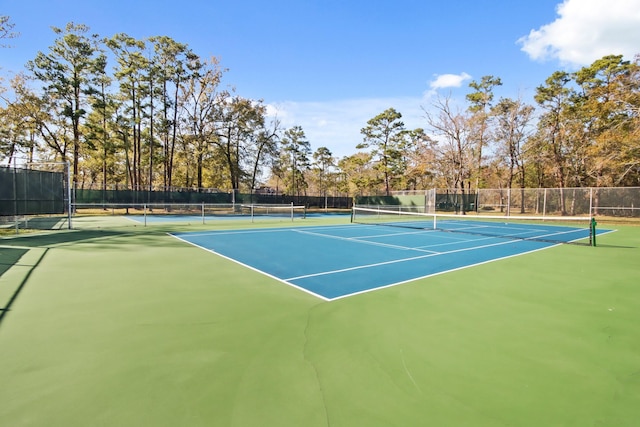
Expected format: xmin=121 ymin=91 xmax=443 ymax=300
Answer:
xmin=239 ymin=204 xmax=306 ymax=221
xmin=351 ymin=206 xmax=595 ymax=245
xmin=72 ymin=202 xmax=306 ymax=223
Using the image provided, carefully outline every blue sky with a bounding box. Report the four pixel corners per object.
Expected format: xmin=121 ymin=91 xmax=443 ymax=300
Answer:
xmin=2 ymin=0 xmax=640 ymax=157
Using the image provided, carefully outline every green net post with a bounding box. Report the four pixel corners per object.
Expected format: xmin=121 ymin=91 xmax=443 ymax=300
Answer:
xmin=590 ymin=217 xmax=597 ymax=247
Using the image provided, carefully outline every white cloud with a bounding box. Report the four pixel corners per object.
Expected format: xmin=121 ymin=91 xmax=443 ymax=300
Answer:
xmin=518 ymin=0 xmax=640 ymax=66
xmin=429 ymin=72 xmax=472 ymax=90
xmin=266 ymin=97 xmax=427 ymax=159
xmin=265 ymin=76 xmax=475 ymax=159
xmin=421 ymin=72 xmax=472 ymax=99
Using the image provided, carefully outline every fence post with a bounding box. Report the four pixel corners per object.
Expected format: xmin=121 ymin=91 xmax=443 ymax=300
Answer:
xmin=66 ymin=161 xmax=72 ymax=229
xmin=12 ymin=165 xmax=18 ymax=234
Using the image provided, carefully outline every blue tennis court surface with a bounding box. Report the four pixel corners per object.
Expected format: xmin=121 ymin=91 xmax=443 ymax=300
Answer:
xmin=172 ymin=222 xmax=610 ymax=300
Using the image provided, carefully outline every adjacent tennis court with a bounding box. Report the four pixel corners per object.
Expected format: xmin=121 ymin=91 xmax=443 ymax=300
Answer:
xmin=172 ymin=214 xmax=611 ymax=300
xmin=97 ymin=203 xmax=310 ymax=225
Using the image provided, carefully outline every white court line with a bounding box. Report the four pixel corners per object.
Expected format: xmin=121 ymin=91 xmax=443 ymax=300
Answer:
xmin=437 ymin=221 xmax=594 ymax=243
xmin=440 ymin=223 xmax=547 ymax=237
xmin=328 ymin=243 xmax=559 ymax=301
xmin=413 ymin=234 xmax=505 ymax=250
xmin=293 ymin=228 xmax=440 ymax=254
xmin=169 ymin=233 xmax=331 ymax=301
xmin=285 ymin=237 xmax=524 ymax=281
xmin=347 ymin=229 xmax=436 ymax=239
xmin=177 ymin=223 xmax=363 ymax=239
xmin=176 ymin=228 xmax=292 ymax=238
xmin=294 ymin=224 xmax=511 ymax=253
xmin=438 ymin=221 xmax=588 ymax=239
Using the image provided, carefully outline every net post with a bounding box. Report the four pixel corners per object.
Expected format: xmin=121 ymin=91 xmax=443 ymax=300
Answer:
xmin=202 ymin=202 xmax=205 ymax=224
xmin=144 ymin=204 xmax=147 ymax=227
xmin=291 ymin=202 xmax=294 ymax=221
xmin=590 ymin=217 xmax=597 ymax=247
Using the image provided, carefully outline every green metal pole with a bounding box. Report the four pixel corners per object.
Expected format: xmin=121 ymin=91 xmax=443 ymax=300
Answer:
xmin=590 ymin=217 xmax=597 ymax=247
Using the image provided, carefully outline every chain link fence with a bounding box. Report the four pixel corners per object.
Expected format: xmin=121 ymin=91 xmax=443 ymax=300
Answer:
xmin=0 ymin=164 xmax=71 ymax=231
xmin=390 ymin=187 xmax=640 ymax=218
xmin=474 ymin=187 xmax=640 ymax=217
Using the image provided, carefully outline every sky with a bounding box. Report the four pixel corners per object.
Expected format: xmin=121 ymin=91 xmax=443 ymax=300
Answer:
xmin=2 ymin=0 xmax=640 ymax=158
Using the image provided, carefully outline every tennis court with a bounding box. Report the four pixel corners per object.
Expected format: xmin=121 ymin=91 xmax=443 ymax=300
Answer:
xmin=1 ymin=212 xmax=638 ymax=427
xmin=172 ymin=214 xmax=611 ymax=300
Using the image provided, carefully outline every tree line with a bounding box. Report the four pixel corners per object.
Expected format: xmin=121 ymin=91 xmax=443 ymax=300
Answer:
xmin=1 ymin=18 xmax=639 ymax=200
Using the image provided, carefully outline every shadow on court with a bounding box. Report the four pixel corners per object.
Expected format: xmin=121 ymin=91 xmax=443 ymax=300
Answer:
xmin=0 ymin=229 xmax=127 ymax=327
xmin=593 ymin=243 xmax=637 ymax=249
xmin=0 ymin=247 xmax=29 ymax=277
xmin=0 ymin=229 xmax=124 ymax=248
xmin=0 ymin=224 xmax=199 ymax=327
xmin=0 ymin=248 xmax=49 ymax=327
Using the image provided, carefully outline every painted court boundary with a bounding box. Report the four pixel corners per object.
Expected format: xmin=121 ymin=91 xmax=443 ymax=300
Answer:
xmin=170 ymin=232 xmax=325 ymax=300
xmin=169 ymin=224 xmax=613 ymax=301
